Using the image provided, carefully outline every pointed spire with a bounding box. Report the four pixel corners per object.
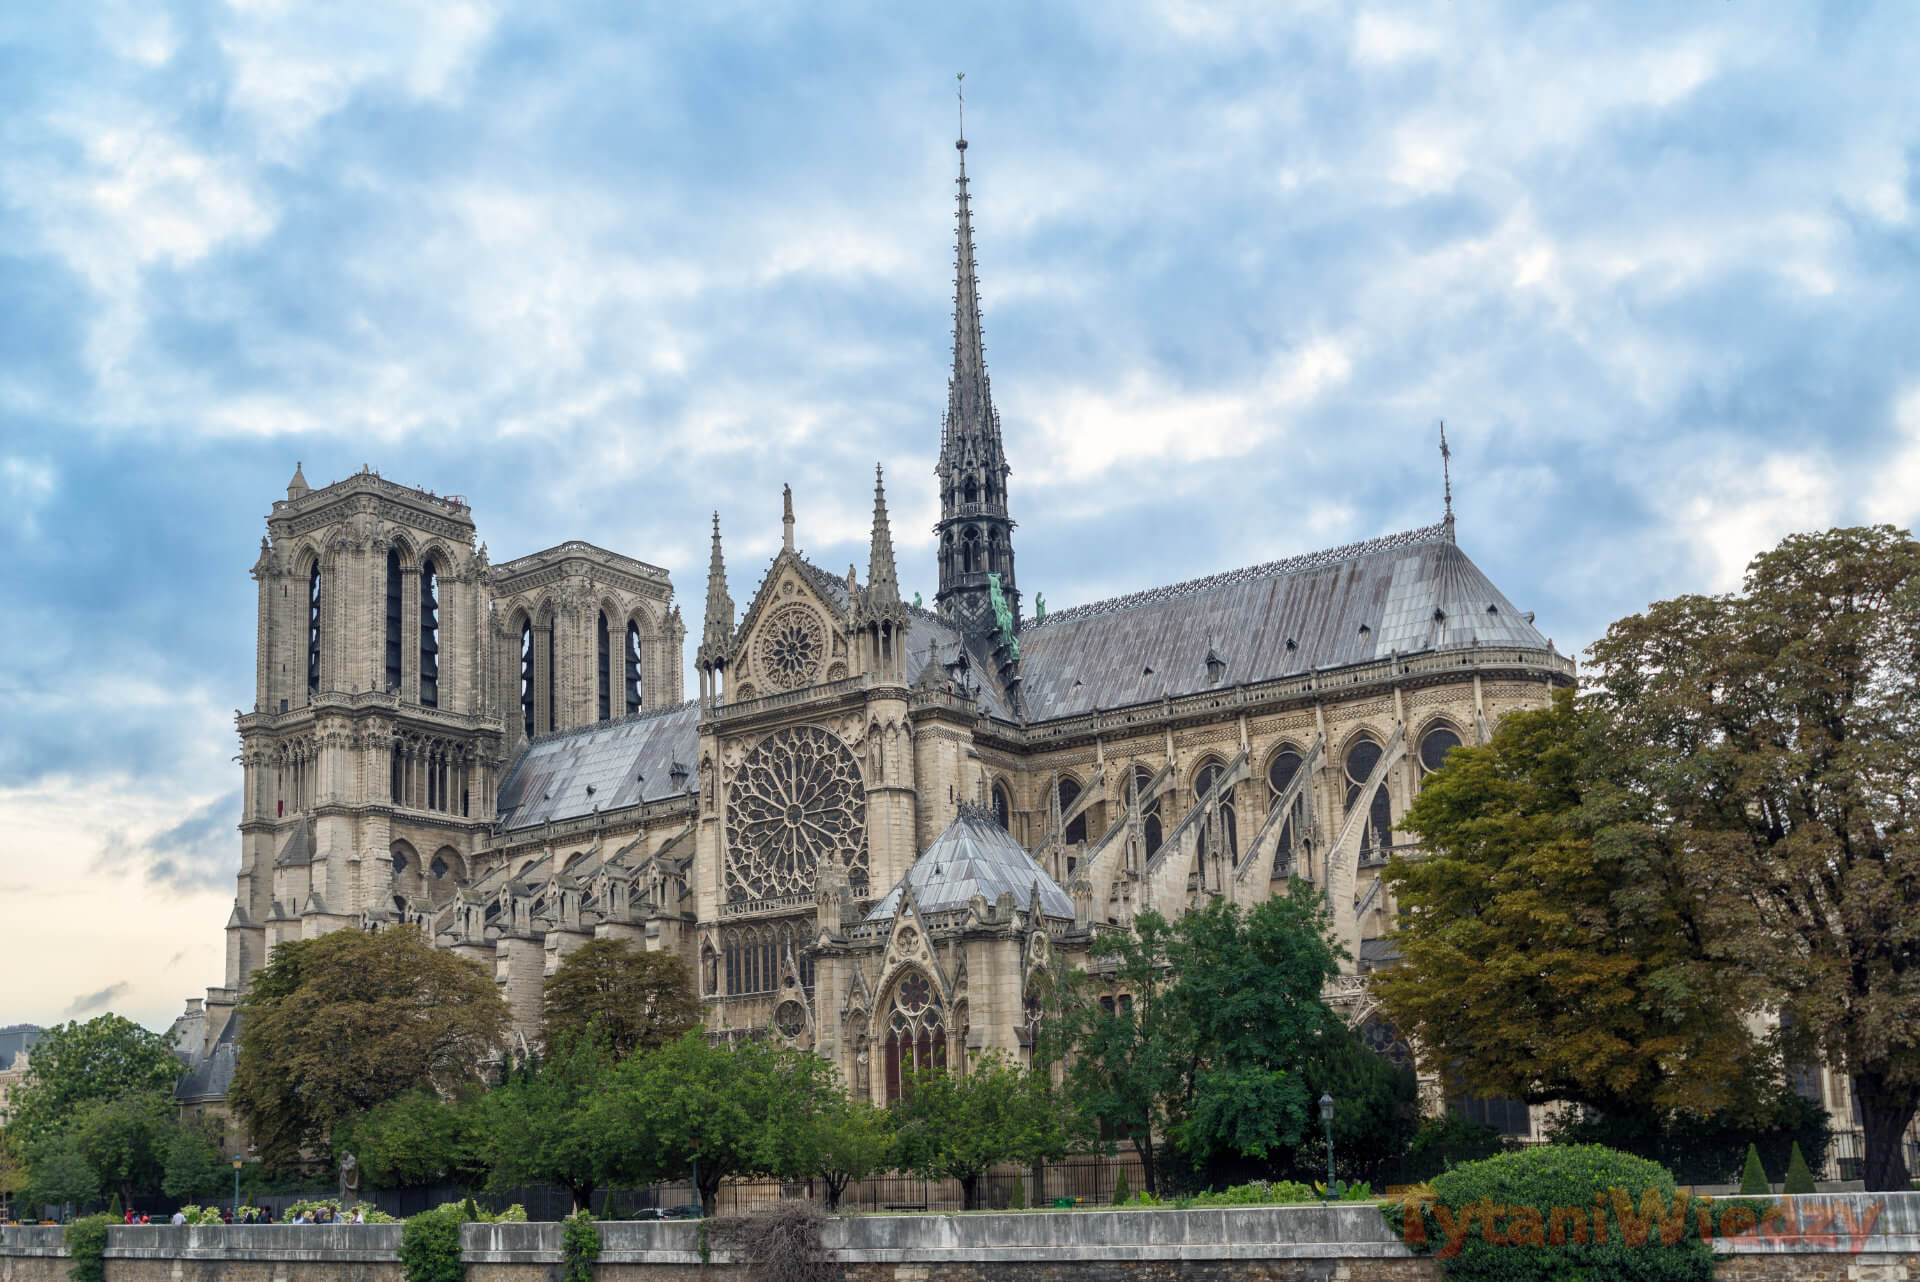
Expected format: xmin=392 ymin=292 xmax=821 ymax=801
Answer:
xmin=1439 ymin=420 xmax=1456 ymax=542
xmin=287 ymin=461 xmax=310 ymax=501
xmin=867 ymin=464 xmax=901 ymax=609
xmin=947 ymin=90 xmax=995 ymax=447
xmin=697 ymin=513 xmax=734 ymax=668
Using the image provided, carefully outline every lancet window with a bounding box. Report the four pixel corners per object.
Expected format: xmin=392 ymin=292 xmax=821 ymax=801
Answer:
xmin=596 ymin=611 xmax=611 ymax=721
xmin=419 ymin=560 xmax=439 ymax=708
xmin=625 ymin=621 xmax=643 ymax=714
xmin=882 ymin=969 xmax=945 ymax=1102
xmin=307 ymin=561 xmax=322 ymax=694
xmin=1267 ymin=747 xmax=1306 ymax=879
xmin=1127 ymin=765 xmax=1163 ymax=859
xmin=1344 ymin=737 xmax=1393 ymax=855
xmin=385 ymin=550 xmax=403 ymax=692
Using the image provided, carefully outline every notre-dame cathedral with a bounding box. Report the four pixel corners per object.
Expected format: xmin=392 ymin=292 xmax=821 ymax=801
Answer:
xmin=173 ymin=130 xmax=1573 ymax=1110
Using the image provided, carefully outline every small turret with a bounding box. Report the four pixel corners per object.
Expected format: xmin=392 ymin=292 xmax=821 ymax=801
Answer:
xmin=853 ymin=465 xmax=911 ymax=681
xmin=695 ymin=513 xmax=735 ymax=705
xmin=287 ymin=461 xmax=310 ymax=501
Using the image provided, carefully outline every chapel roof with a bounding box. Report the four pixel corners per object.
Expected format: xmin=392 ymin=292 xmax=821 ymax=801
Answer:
xmin=173 ymin=1013 xmax=239 ymax=1104
xmin=865 ymin=804 xmax=1074 ymax=923
xmin=495 ymin=700 xmax=702 ymax=832
xmin=1015 ymin=522 xmax=1554 ymax=721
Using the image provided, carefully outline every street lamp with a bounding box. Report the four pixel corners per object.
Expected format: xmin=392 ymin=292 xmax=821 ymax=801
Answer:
xmin=1319 ymin=1093 xmax=1336 ymax=1201
xmin=689 ymin=1126 xmax=702 ymax=1219
xmin=231 ymin=1158 xmax=244 ymax=1223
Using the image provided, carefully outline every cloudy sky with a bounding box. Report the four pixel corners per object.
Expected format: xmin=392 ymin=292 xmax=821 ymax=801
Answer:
xmin=2 ymin=1 xmax=1917 ymax=1034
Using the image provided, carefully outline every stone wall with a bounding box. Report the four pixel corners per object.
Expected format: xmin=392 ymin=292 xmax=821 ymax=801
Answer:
xmin=10 ymin=1195 xmax=1920 ymax=1282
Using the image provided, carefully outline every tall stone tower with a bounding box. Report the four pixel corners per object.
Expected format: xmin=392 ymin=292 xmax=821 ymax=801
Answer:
xmin=932 ymin=128 xmax=1019 ymax=657
xmin=229 ymin=466 xmax=503 ymax=1009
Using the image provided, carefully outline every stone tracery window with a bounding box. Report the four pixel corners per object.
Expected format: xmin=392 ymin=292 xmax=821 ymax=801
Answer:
xmin=1193 ymin=758 xmax=1238 ymax=877
xmin=419 ymin=560 xmax=439 ymax=708
xmin=1267 ymin=748 xmax=1306 ymax=879
xmin=757 ymin=604 xmax=826 ymax=690
xmin=1345 ymin=737 xmax=1392 ymax=855
xmin=625 ymin=621 xmax=643 ymax=714
xmin=1128 ymin=765 xmax=1163 ymax=859
xmin=724 ymin=726 xmax=868 ymax=903
xmin=883 ymin=968 xmax=945 ymax=1102
xmin=1057 ymin=776 xmax=1086 ymax=844
xmin=1419 ymin=724 xmax=1463 ymax=774
xmin=307 ymin=561 xmax=322 ymax=695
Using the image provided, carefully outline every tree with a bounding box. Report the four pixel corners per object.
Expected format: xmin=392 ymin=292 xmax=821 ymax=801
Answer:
xmin=5 ymin=1015 xmax=182 ymax=1148
xmin=1587 ymin=526 xmax=1920 ymax=1190
xmin=229 ymin=926 xmax=509 ymax=1170
xmin=890 ymin=1052 xmax=1062 ymax=1210
xmin=0 ymin=1129 xmax=31 ymax=1217
xmin=1290 ymin=1020 xmax=1418 ymax=1187
xmin=1783 ymin=1142 xmax=1816 ymax=1194
xmin=24 ymin=1140 xmax=96 ymax=1214
xmin=481 ymin=1039 xmax=618 ymax=1211
xmin=596 ymin=1032 xmax=818 ymax=1215
xmin=800 ymin=1089 xmax=894 ymax=1211
xmin=541 ymin=940 xmax=701 ymax=1061
xmin=69 ymin=1093 xmax=172 ymax=1205
xmin=160 ymin=1124 xmax=227 ymax=1204
xmin=1374 ymin=691 xmax=1765 ymax=1119
xmin=1166 ymin=893 xmax=1345 ymax=1174
xmin=338 ymin=1087 xmax=488 ymax=1191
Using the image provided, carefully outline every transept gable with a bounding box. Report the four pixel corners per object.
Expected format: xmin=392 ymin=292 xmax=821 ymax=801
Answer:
xmin=874 ymin=881 xmax=955 ymax=1007
xmin=730 ymin=550 xmax=852 ymax=698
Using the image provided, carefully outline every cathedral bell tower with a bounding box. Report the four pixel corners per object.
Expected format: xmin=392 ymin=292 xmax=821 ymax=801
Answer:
xmin=933 ymin=127 xmax=1019 ymax=655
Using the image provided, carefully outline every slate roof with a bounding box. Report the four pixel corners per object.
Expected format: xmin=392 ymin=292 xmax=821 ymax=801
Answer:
xmin=272 ymin=818 xmax=314 ymax=867
xmin=496 ymin=700 xmax=702 ymax=832
xmin=174 ymin=1014 xmax=239 ymax=1104
xmin=1016 ymin=523 xmax=1552 ymax=722
xmin=866 ymin=805 xmax=1075 ymax=922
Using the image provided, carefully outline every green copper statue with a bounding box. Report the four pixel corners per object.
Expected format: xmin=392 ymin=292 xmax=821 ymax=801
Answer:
xmin=1035 ymin=593 xmax=1046 ymax=621
xmin=987 ymin=573 xmax=1019 ymax=662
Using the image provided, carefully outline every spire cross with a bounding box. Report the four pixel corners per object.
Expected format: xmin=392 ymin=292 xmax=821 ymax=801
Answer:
xmin=1439 ymin=420 xmax=1455 ymax=530
xmin=957 ymin=72 xmax=965 ymax=143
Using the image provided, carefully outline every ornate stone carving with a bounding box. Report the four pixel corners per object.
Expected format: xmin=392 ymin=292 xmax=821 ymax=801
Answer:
xmin=723 ymin=725 xmax=868 ymax=902
xmin=757 ymin=604 xmax=826 ymax=690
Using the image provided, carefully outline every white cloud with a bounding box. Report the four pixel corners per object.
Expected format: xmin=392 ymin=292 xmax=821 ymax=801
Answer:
xmin=1 ymin=458 xmax=57 ymax=537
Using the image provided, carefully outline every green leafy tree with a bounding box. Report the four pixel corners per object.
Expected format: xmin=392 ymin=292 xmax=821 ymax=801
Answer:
xmin=596 ymin=1032 xmax=818 ymax=1215
xmin=1587 ymin=526 xmax=1920 ymax=1190
xmin=70 ymin=1093 xmax=172 ymax=1204
xmin=541 ymin=940 xmax=702 ymax=1061
xmin=337 ymin=1087 xmax=489 ymax=1191
xmin=6 ymin=1016 xmax=182 ymax=1148
xmin=1164 ymin=893 xmax=1345 ymax=1174
xmin=799 ymin=1086 xmax=894 ymax=1211
xmin=1376 ymin=691 xmax=1764 ymax=1123
xmin=890 ymin=1052 xmax=1062 ymax=1210
xmin=25 ymin=1140 xmax=96 ymax=1214
xmin=160 ymin=1124 xmax=226 ymax=1204
xmin=1291 ymin=1020 xmax=1418 ymax=1186
xmin=481 ymin=1039 xmax=617 ymax=1211
xmin=0 ymin=1128 xmax=30 ymax=1215
xmin=229 ymin=926 xmax=509 ymax=1171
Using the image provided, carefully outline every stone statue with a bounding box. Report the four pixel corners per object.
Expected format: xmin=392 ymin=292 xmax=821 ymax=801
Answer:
xmin=338 ymin=1150 xmax=360 ymax=1208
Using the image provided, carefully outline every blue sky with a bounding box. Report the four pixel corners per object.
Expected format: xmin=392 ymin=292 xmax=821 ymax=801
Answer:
xmin=2 ymin=1 xmax=1917 ymax=1033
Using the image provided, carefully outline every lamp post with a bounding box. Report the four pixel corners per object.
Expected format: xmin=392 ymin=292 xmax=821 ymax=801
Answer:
xmin=1319 ymin=1093 xmax=1336 ymax=1201
xmin=689 ymin=1127 xmax=702 ymax=1219
xmin=231 ymin=1158 xmax=244 ymax=1222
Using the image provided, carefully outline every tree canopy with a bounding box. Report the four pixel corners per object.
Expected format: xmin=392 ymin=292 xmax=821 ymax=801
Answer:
xmin=481 ymin=1037 xmax=618 ymax=1211
xmin=890 ymin=1051 xmax=1061 ymax=1210
xmin=229 ymin=925 xmax=509 ymax=1170
xmin=4 ymin=1015 xmax=182 ymax=1147
xmin=541 ymin=938 xmax=702 ymax=1060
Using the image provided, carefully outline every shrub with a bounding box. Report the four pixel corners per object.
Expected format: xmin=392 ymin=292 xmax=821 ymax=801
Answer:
xmin=560 ymin=1210 xmax=599 ymax=1282
xmin=105 ymin=1194 xmax=122 ymax=1223
xmin=708 ymin=1202 xmax=834 ymax=1282
xmin=64 ymin=1215 xmax=111 ymax=1282
xmin=1739 ymin=1144 xmax=1770 ymax=1195
xmin=1782 ymin=1143 xmax=1815 ymax=1194
xmin=1112 ymin=1170 xmax=1129 ymax=1205
xmin=1406 ymin=1113 xmax=1504 ymax=1180
xmin=177 ymin=1206 xmax=227 ymax=1225
xmin=1384 ymin=1144 xmax=1713 ymax=1282
xmin=399 ymin=1205 xmax=465 ymax=1282
xmin=1008 ymin=1175 xmax=1025 ymax=1210
xmin=283 ymin=1197 xmax=395 ymax=1223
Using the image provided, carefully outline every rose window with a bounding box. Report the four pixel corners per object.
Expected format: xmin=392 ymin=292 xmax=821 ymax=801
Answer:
xmin=897 ymin=972 xmax=931 ymax=1013
xmin=758 ymin=605 xmax=826 ymax=690
xmin=774 ymin=1000 xmax=808 ymax=1040
xmin=724 ymin=725 xmax=867 ymax=902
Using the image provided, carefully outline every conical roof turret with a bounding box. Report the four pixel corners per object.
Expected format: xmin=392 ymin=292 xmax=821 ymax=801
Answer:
xmin=696 ymin=513 xmax=734 ymax=669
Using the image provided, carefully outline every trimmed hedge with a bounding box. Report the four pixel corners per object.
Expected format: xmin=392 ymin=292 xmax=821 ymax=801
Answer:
xmin=1383 ymin=1145 xmax=1714 ymax=1282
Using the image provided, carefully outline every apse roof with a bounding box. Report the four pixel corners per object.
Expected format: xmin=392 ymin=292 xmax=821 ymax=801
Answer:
xmin=1016 ymin=523 xmax=1553 ymax=721
xmin=866 ymin=805 xmax=1074 ymax=922
xmin=496 ymin=700 xmax=702 ymax=832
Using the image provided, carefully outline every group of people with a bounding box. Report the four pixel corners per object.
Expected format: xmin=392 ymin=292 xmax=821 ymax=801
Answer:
xmin=121 ymin=1205 xmax=370 ymax=1225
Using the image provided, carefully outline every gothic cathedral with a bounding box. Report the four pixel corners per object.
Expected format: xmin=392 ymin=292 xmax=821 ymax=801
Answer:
xmin=175 ymin=131 xmax=1573 ymax=1108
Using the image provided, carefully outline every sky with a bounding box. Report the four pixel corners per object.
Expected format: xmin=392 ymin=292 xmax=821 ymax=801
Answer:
xmin=1 ymin=1 xmax=1917 ymax=1035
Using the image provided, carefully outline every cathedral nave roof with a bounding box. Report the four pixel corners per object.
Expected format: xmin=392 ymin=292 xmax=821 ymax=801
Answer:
xmin=496 ymin=699 xmax=702 ymax=832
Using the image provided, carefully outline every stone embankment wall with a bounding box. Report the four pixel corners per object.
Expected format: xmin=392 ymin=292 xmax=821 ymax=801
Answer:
xmin=5 ymin=1194 xmax=1918 ymax=1282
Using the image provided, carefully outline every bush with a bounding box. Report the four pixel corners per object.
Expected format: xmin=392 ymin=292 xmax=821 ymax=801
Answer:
xmin=708 ymin=1202 xmax=834 ymax=1282
xmin=282 ymin=1196 xmax=395 ymax=1223
xmin=1008 ymin=1174 xmax=1025 ymax=1210
xmin=176 ymin=1206 xmax=227 ymax=1225
xmin=1385 ymin=1144 xmax=1714 ymax=1282
xmin=64 ymin=1215 xmax=111 ymax=1282
xmin=399 ymin=1205 xmax=465 ymax=1282
xmin=560 ymin=1210 xmax=599 ymax=1282
xmin=1406 ymin=1113 xmax=1504 ymax=1180
xmin=1782 ymin=1143 xmax=1815 ymax=1194
xmin=1112 ymin=1170 xmax=1129 ymax=1205
xmin=104 ymin=1194 xmax=122 ymax=1223
xmin=1171 ymin=1179 xmax=1318 ymax=1208
xmin=1739 ymin=1144 xmax=1770 ymax=1195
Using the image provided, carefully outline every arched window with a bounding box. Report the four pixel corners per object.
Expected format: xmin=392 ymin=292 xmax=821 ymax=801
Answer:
xmin=1057 ymin=776 xmax=1086 ymax=845
xmin=596 ymin=611 xmax=611 ymax=721
xmin=1194 ymin=758 xmax=1239 ymax=874
xmin=419 ymin=560 xmax=439 ymax=708
xmin=963 ymin=476 xmax=978 ymax=505
xmin=1419 ymin=724 xmax=1463 ymax=774
xmin=384 ymin=550 xmax=403 ymax=692
xmin=1128 ymin=765 xmax=1163 ymax=859
xmin=1345 ymin=738 xmax=1392 ymax=855
xmin=991 ymin=782 xmax=1011 ymax=830
xmin=883 ymin=970 xmax=945 ymax=1102
xmin=1267 ymin=748 xmax=1306 ymax=879
xmin=307 ymin=561 xmax=322 ymax=694
xmin=625 ymin=621 xmax=643 ymax=714
xmin=519 ymin=620 xmax=535 ymax=738
xmin=962 ymin=526 xmax=980 ymax=574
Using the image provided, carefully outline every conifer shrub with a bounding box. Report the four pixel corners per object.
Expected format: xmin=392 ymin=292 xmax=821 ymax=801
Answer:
xmin=1382 ymin=1144 xmax=1713 ymax=1282
xmin=1008 ymin=1175 xmax=1025 ymax=1210
xmin=1782 ymin=1143 xmax=1815 ymax=1194
xmin=104 ymin=1194 xmax=122 ymax=1223
xmin=1112 ymin=1171 xmax=1129 ymax=1205
xmin=1739 ymin=1144 xmax=1770 ymax=1195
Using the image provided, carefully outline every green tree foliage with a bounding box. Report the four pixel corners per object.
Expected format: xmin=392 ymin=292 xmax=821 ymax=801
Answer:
xmin=160 ymin=1124 xmax=227 ymax=1204
xmin=596 ymin=1033 xmax=824 ymax=1215
xmin=0 ymin=1128 xmax=31 ymax=1214
xmin=797 ymin=1086 xmax=894 ymax=1211
xmin=229 ymin=926 xmax=509 ymax=1170
xmin=1546 ymin=1078 xmax=1831 ymax=1187
xmin=481 ymin=1039 xmax=617 ymax=1211
xmin=6 ymin=1016 xmax=182 ymax=1148
xmin=1739 ymin=1144 xmax=1769 ymax=1195
xmin=398 ymin=1205 xmax=466 ymax=1282
xmin=560 ymin=1211 xmax=600 ymax=1282
xmin=26 ymin=1141 xmax=97 ymax=1214
xmin=540 ymin=939 xmax=701 ymax=1061
xmin=1376 ymin=691 xmax=1763 ymax=1122
xmin=890 ymin=1052 xmax=1062 ymax=1210
xmin=336 ymin=1088 xmax=489 ymax=1191
xmin=1404 ymin=1113 xmax=1503 ymax=1181
xmin=63 ymin=1214 xmax=111 ymax=1282
xmin=70 ymin=1094 xmax=172 ymax=1205
xmin=1586 ymin=526 xmax=1920 ymax=1191
xmin=1292 ymin=1020 xmax=1419 ymax=1186
xmin=1783 ymin=1143 xmax=1816 ymax=1194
